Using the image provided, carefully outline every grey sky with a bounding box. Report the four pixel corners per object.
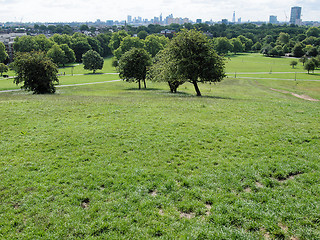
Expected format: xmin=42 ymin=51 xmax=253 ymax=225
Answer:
xmin=0 ymin=0 xmax=319 ymax=23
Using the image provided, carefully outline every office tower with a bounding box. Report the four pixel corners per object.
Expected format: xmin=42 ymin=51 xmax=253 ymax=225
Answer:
xmin=269 ymin=15 xmax=278 ymax=24
xmin=127 ymin=15 xmax=132 ymax=23
xmin=290 ymin=6 xmax=302 ymax=25
xmin=232 ymin=11 xmax=236 ymax=23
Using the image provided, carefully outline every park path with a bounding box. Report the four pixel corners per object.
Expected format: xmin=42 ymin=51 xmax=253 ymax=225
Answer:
xmin=0 ymin=79 xmax=121 ymax=93
xmin=270 ymin=88 xmax=319 ymax=102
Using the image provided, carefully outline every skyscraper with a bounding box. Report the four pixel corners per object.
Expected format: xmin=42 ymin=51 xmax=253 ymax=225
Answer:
xmin=269 ymin=15 xmax=278 ymax=24
xmin=232 ymin=11 xmax=236 ymax=23
xmin=290 ymin=6 xmax=302 ymax=25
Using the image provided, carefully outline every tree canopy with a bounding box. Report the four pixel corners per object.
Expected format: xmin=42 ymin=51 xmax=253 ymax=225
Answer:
xmin=82 ymin=50 xmax=104 ymax=73
xmin=13 ymin=51 xmax=59 ymax=94
xmin=118 ymin=48 xmax=151 ymax=89
xmin=0 ymin=42 xmax=8 ymax=63
xmin=164 ymin=29 xmax=225 ymax=96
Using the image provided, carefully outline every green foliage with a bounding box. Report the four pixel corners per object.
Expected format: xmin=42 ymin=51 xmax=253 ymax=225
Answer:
xmin=50 ymin=34 xmax=72 ymax=46
xmin=108 ymin=30 xmax=129 ymax=54
xmin=47 ymin=44 xmax=66 ymax=66
xmin=290 ymin=60 xmax=298 ymax=68
xmin=14 ymin=35 xmax=40 ymax=53
xmin=168 ymin=29 xmax=225 ymax=96
xmin=137 ymin=30 xmax=148 ymax=40
xmin=12 ymin=51 xmax=58 ymax=94
xmin=34 ymin=34 xmax=54 ymax=52
xmin=0 ymin=63 xmax=9 ymax=75
xmin=214 ymin=37 xmax=233 ymax=55
xmin=277 ymin=32 xmax=290 ymax=45
xmin=82 ymin=50 xmax=104 ymax=73
xmin=292 ymin=43 xmax=305 ymax=58
xmin=148 ymin=48 xmax=185 ymax=93
xmin=144 ymin=34 xmax=169 ymax=57
xmin=71 ymin=39 xmax=92 ymax=62
xmin=0 ymin=42 xmax=8 ymax=63
xmin=304 ymin=59 xmax=316 ymax=74
xmin=59 ymin=44 xmax=76 ymax=64
xmin=231 ymin=38 xmax=244 ymax=54
xmin=118 ymin=48 xmax=151 ymax=89
xmin=306 ymin=27 xmax=320 ymax=37
xmin=114 ymin=36 xmax=145 ymax=60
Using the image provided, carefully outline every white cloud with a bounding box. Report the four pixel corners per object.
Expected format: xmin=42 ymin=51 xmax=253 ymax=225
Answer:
xmin=0 ymin=0 xmax=318 ymax=22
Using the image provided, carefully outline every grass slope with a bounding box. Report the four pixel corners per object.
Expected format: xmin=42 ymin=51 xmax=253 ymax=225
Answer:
xmin=1 ymin=76 xmax=319 ymax=239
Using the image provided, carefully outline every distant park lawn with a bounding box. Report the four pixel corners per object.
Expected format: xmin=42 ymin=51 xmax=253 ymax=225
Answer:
xmin=0 ymin=53 xmax=319 ymax=239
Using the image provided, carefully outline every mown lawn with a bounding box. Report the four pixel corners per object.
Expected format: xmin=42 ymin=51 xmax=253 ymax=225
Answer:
xmin=0 ymin=75 xmax=319 ymax=239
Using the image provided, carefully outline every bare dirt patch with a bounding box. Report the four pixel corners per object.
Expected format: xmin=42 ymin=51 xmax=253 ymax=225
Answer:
xmin=180 ymin=212 xmax=195 ymax=219
xmin=81 ymin=198 xmax=90 ymax=209
xmin=270 ymin=88 xmax=319 ymax=101
xmin=206 ymin=204 xmax=212 ymax=216
xmin=256 ymin=182 xmax=264 ymax=188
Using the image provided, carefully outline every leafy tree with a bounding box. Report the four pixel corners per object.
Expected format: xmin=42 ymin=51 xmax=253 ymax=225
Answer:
xmin=50 ymin=34 xmax=72 ymax=46
xmin=108 ymin=30 xmax=129 ymax=54
xmin=87 ymin=37 xmax=103 ymax=56
xmin=114 ymin=36 xmax=145 ymax=60
xmin=277 ymin=32 xmax=290 ymax=45
xmin=148 ymin=48 xmax=185 ymax=93
xmin=118 ymin=48 xmax=151 ymax=89
xmin=96 ymin=33 xmax=112 ymax=57
xmin=251 ymin=42 xmax=262 ymax=52
xmin=47 ymin=44 xmax=66 ymax=66
xmin=231 ymin=38 xmax=244 ymax=54
xmin=306 ymin=27 xmax=320 ymax=37
xmin=82 ymin=50 xmax=104 ymax=73
xmin=237 ymin=35 xmax=253 ymax=52
xmin=292 ymin=43 xmax=305 ymax=57
xmin=137 ymin=30 xmax=148 ymax=40
xmin=290 ymin=60 xmax=298 ymax=68
xmin=59 ymin=44 xmax=76 ymax=65
xmin=0 ymin=42 xmax=8 ymax=63
xmin=34 ymin=34 xmax=54 ymax=52
xmin=144 ymin=34 xmax=169 ymax=57
xmin=71 ymin=40 xmax=92 ymax=62
xmin=0 ymin=63 xmax=9 ymax=76
xmin=13 ymin=51 xmax=58 ymax=94
xmin=80 ymin=24 xmax=90 ymax=32
xmin=14 ymin=35 xmax=39 ymax=53
xmin=214 ymin=37 xmax=233 ymax=55
xmin=299 ymin=56 xmax=308 ymax=66
xmin=304 ymin=60 xmax=316 ymax=74
xmin=166 ymin=29 xmax=225 ymax=96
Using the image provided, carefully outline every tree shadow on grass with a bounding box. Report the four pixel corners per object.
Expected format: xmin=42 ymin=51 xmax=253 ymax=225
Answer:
xmin=126 ymin=87 xmax=163 ymax=91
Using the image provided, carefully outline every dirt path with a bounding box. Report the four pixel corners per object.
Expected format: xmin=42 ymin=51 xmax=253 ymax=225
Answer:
xmin=270 ymin=88 xmax=319 ymax=102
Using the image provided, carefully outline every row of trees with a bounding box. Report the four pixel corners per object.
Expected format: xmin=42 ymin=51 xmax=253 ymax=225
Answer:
xmin=118 ymin=30 xmax=225 ymax=96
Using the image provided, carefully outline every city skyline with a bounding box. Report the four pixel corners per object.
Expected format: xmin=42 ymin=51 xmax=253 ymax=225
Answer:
xmin=0 ymin=0 xmax=319 ymax=23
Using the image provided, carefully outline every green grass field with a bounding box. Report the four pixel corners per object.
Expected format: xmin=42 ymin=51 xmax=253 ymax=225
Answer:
xmin=0 ymin=54 xmax=319 ymax=239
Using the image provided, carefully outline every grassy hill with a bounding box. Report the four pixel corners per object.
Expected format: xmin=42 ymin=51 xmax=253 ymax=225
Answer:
xmin=0 ymin=54 xmax=319 ymax=239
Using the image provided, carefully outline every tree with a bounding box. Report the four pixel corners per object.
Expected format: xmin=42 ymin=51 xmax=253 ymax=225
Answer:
xmin=137 ymin=30 xmax=148 ymax=40
xmin=108 ymin=30 xmax=129 ymax=54
xmin=292 ymin=43 xmax=305 ymax=57
xmin=299 ymin=56 xmax=308 ymax=66
xmin=118 ymin=48 xmax=151 ymax=89
xmin=214 ymin=37 xmax=233 ymax=55
xmin=304 ymin=60 xmax=316 ymax=74
xmin=114 ymin=36 xmax=145 ymax=60
xmin=82 ymin=50 xmax=104 ymax=73
xmin=290 ymin=60 xmax=298 ymax=69
xmin=0 ymin=42 xmax=8 ymax=63
xmin=13 ymin=35 xmax=39 ymax=53
xmin=71 ymin=39 xmax=92 ymax=62
xmin=231 ymin=38 xmax=244 ymax=54
xmin=13 ymin=51 xmax=58 ymax=94
xmin=144 ymin=34 xmax=169 ymax=57
xmin=148 ymin=48 xmax=185 ymax=93
xmin=165 ymin=29 xmax=225 ymax=96
xmin=306 ymin=27 xmax=320 ymax=37
xmin=0 ymin=63 xmax=9 ymax=76
xmin=47 ymin=44 xmax=66 ymax=66
xmin=59 ymin=44 xmax=76 ymax=65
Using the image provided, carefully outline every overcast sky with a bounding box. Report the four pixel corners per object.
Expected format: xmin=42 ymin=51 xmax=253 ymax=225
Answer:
xmin=0 ymin=0 xmax=319 ymax=23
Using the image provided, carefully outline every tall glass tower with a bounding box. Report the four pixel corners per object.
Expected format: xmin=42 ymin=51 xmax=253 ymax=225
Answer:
xmin=290 ymin=6 xmax=302 ymax=25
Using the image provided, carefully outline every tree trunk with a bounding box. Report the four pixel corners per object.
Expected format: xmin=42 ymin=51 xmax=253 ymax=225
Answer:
xmin=143 ymin=78 xmax=147 ymax=88
xmin=192 ymin=80 xmax=202 ymax=96
xmin=138 ymin=80 xmax=141 ymax=89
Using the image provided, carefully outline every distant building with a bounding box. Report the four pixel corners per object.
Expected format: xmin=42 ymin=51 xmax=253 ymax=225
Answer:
xmin=232 ymin=11 xmax=236 ymax=23
xmin=127 ymin=15 xmax=132 ymax=23
xmin=106 ymin=20 xmax=114 ymax=26
xmin=290 ymin=6 xmax=302 ymax=25
xmin=196 ymin=19 xmax=202 ymax=24
xmin=238 ymin=18 xmax=242 ymax=24
xmin=0 ymin=33 xmax=26 ymax=61
xmin=221 ymin=19 xmax=228 ymax=24
xmin=269 ymin=15 xmax=278 ymax=24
